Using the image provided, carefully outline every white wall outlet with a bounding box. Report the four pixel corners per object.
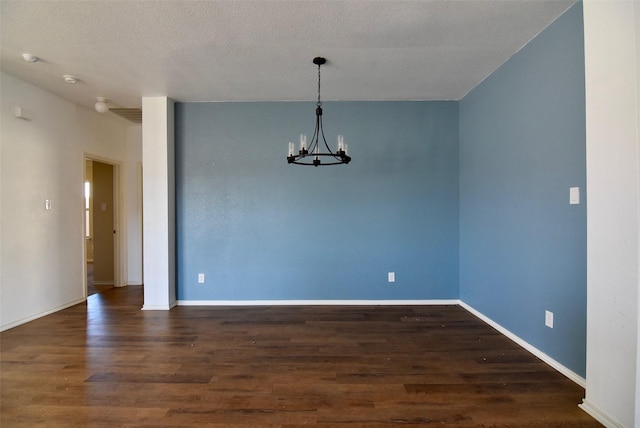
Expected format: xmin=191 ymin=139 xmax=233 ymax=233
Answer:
xmin=388 ymin=272 xmax=395 ymax=283
xmin=569 ymin=187 xmax=580 ymax=205
xmin=545 ymin=310 xmax=554 ymax=328
xmin=44 ymin=199 xmax=52 ymax=210
xmin=198 ymin=273 xmax=205 ymax=284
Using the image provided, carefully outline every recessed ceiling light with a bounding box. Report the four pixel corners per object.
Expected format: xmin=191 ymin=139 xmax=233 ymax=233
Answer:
xmin=22 ymin=53 xmax=39 ymax=63
xmin=63 ymin=74 xmax=78 ymax=84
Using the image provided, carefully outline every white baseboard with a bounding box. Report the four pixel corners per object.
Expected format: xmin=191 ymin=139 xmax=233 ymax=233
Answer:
xmin=459 ymin=301 xmax=586 ymax=388
xmin=92 ymin=281 xmax=114 ymax=286
xmin=142 ymin=305 xmax=174 ymax=310
xmin=177 ymin=299 xmax=461 ymax=306
xmin=0 ymin=297 xmax=85 ymax=332
xmin=142 ymin=300 xmax=177 ymax=311
xmin=579 ymin=399 xmax=625 ymax=428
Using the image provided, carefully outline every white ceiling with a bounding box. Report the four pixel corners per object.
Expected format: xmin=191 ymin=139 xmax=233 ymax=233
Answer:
xmin=1 ymin=1 xmax=575 ymax=111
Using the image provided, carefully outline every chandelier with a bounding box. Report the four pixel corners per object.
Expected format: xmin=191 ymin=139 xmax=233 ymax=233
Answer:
xmin=287 ymin=57 xmax=351 ymax=166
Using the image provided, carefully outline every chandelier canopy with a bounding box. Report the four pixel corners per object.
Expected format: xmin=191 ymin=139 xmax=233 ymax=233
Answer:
xmin=287 ymin=57 xmax=351 ymax=167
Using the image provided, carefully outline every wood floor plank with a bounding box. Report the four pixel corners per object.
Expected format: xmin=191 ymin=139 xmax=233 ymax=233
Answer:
xmin=1 ymin=286 xmax=602 ymax=427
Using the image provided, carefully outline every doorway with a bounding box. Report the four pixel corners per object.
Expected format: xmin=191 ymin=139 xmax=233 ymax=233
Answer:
xmin=84 ymin=158 xmax=119 ymax=296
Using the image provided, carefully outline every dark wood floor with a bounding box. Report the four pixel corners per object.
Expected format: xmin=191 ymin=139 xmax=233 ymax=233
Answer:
xmin=1 ymin=286 xmax=601 ymax=427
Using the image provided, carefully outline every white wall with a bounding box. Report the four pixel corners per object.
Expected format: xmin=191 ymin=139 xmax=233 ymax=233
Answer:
xmin=0 ymin=72 xmax=142 ymax=330
xmin=636 ymin=4 xmax=640 ymax=425
xmin=141 ymin=97 xmax=176 ymax=310
xmin=582 ymin=2 xmax=640 ymax=427
xmin=125 ymin=126 xmax=143 ymax=285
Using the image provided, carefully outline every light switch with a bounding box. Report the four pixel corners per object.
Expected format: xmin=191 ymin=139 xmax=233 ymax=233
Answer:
xmin=14 ymin=106 xmax=32 ymax=121
xmin=569 ymin=187 xmax=580 ymax=205
xmin=388 ymin=272 xmax=395 ymax=283
xmin=545 ymin=310 xmax=554 ymax=328
xmin=101 ymin=202 xmax=107 ymax=211
xmin=44 ymin=199 xmax=52 ymax=210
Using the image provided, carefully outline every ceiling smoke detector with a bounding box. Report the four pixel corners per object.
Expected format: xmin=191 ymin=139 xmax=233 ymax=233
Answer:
xmin=63 ymin=74 xmax=78 ymax=84
xmin=22 ymin=53 xmax=39 ymax=63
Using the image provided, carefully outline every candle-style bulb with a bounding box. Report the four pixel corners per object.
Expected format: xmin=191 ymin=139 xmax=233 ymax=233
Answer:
xmin=300 ymin=134 xmax=307 ymax=151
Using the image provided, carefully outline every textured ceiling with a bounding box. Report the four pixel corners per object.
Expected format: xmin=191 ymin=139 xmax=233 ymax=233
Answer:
xmin=1 ymin=1 xmax=575 ymax=111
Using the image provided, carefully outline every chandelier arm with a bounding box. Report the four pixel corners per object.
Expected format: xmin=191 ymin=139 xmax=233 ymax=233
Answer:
xmin=318 ymin=115 xmax=332 ymax=154
xmin=309 ymin=109 xmax=321 ymax=156
xmin=319 ymin=116 xmax=342 ymax=162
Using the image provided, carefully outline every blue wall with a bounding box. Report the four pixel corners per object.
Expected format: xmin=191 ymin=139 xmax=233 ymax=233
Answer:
xmin=175 ymin=2 xmax=586 ymax=377
xmin=176 ymin=102 xmax=459 ymax=301
xmin=459 ymin=3 xmax=586 ymax=376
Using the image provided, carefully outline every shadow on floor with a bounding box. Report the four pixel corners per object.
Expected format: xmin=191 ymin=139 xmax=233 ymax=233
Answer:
xmin=87 ymin=262 xmax=114 ymax=296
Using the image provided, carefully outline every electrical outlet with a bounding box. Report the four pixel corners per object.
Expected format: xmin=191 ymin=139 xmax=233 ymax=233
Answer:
xmin=545 ymin=310 xmax=554 ymax=328
xmin=198 ymin=273 xmax=205 ymax=284
xmin=388 ymin=272 xmax=395 ymax=283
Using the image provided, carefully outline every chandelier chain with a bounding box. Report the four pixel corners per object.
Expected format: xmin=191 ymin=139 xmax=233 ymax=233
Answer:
xmin=317 ymin=63 xmax=322 ymax=107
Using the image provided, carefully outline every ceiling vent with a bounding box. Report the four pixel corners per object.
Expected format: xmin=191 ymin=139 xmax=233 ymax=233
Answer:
xmin=109 ymin=108 xmax=142 ymax=123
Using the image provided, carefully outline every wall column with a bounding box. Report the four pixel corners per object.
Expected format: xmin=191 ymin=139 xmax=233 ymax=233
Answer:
xmin=582 ymin=2 xmax=640 ymax=427
xmin=142 ymin=97 xmax=176 ymax=310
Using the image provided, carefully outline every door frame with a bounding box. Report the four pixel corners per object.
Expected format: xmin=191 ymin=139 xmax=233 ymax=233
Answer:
xmin=83 ymin=154 xmax=124 ymax=297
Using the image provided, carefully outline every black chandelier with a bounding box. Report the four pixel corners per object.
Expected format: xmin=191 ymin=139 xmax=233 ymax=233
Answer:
xmin=287 ymin=57 xmax=351 ymax=166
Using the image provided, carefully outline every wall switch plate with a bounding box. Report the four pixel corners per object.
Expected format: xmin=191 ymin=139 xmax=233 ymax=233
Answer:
xmin=569 ymin=187 xmax=580 ymax=205
xmin=198 ymin=273 xmax=205 ymax=284
xmin=14 ymin=106 xmax=32 ymax=121
xmin=545 ymin=310 xmax=554 ymax=328
xmin=44 ymin=199 xmax=52 ymax=210
xmin=388 ymin=272 xmax=395 ymax=283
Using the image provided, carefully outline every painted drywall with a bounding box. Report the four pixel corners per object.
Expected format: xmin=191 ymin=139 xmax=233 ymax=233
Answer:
xmin=142 ymin=97 xmax=176 ymax=310
xmin=581 ymin=2 xmax=639 ymax=427
xmin=85 ymin=159 xmax=94 ymax=262
xmin=125 ymin=126 xmax=143 ymax=286
xmin=175 ymin=101 xmax=459 ymax=301
xmin=459 ymin=3 xmax=587 ymax=377
xmin=92 ymin=161 xmax=115 ymax=284
xmin=637 ymin=3 xmax=640 ymax=426
xmin=0 ymin=72 xmax=142 ymax=330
